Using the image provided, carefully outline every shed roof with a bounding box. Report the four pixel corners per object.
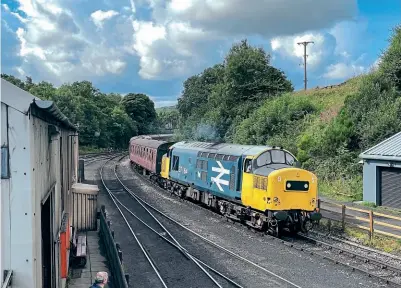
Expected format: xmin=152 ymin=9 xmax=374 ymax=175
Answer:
xmin=30 ymin=100 xmax=77 ymax=131
xmin=359 ymin=131 xmax=401 ymax=161
xmin=2 ymin=79 xmax=77 ymax=131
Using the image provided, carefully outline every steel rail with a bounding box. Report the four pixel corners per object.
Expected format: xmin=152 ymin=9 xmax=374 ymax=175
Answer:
xmin=128 ymin=155 xmax=401 ymax=288
xmin=299 ymin=233 xmax=401 ymax=274
xmin=310 ymin=230 xmax=401 ymax=262
xmin=100 ymin=156 xmax=168 ymax=288
xmin=108 ymin=187 xmax=244 ymax=288
xmin=111 ymin=165 xmax=225 ymax=288
xmin=275 ymin=234 xmax=401 ymax=287
xmin=115 ymin=156 xmax=303 ymax=288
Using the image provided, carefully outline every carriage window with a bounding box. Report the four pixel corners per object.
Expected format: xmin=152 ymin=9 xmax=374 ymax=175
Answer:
xmin=271 ymin=150 xmax=285 ymax=164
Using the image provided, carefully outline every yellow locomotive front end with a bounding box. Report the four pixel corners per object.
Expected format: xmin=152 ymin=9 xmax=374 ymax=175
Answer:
xmin=266 ymin=168 xmax=317 ymax=211
xmin=241 ymin=148 xmax=321 ymax=236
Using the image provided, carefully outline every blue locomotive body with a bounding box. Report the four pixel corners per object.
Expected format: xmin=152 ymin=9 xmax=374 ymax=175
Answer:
xmin=167 ymin=141 xmax=264 ymax=201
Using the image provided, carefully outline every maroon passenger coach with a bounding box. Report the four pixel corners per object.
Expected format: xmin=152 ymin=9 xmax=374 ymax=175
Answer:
xmin=129 ymin=137 xmax=173 ymax=174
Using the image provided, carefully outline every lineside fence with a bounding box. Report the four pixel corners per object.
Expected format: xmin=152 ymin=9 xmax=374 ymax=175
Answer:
xmin=99 ymin=205 xmax=130 ymax=288
xmin=317 ymin=199 xmax=401 ymax=240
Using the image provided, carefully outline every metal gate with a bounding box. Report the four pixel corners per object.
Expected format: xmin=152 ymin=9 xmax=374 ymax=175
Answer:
xmin=380 ymin=167 xmax=401 ymax=209
xmin=71 ymin=183 xmax=99 ymax=231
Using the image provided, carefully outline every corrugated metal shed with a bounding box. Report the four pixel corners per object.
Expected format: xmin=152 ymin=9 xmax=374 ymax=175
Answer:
xmin=359 ymin=131 xmax=401 ymax=161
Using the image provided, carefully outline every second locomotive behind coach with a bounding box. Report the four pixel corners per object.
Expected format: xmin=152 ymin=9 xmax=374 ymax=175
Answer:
xmin=129 ymin=138 xmax=322 ymax=236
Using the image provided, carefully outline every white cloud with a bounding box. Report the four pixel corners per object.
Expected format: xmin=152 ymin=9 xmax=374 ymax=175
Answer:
xmin=323 ymin=62 xmax=365 ymax=80
xmin=128 ymin=0 xmax=356 ymax=80
xmin=90 ymin=10 xmax=119 ymax=29
xmin=164 ymin=0 xmax=356 ymax=38
xmin=271 ymin=33 xmax=335 ymax=69
xmin=132 ymin=20 xmax=212 ymax=79
xmin=2 ymin=3 xmax=10 ymax=12
xmin=6 ymin=0 xmax=128 ymax=83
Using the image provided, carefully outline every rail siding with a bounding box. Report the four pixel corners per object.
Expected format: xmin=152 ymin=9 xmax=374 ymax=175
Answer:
xmin=318 ymin=199 xmax=401 ymax=240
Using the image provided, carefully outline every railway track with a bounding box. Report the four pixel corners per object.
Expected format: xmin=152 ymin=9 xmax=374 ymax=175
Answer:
xmin=277 ymin=233 xmax=401 ymax=287
xmin=101 ymin=155 xmax=303 ymax=288
xmin=122 ymin=155 xmax=401 ymax=287
xmin=297 ymin=233 xmax=401 ymax=284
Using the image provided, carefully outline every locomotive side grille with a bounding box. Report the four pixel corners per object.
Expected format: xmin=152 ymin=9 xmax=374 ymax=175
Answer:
xmin=253 ymin=176 xmax=267 ymax=190
xmin=229 ymin=166 xmax=235 ymax=190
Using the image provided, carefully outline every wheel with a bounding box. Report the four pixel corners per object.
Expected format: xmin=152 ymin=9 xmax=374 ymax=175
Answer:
xmin=301 ymin=219 xmax=313 ymax=233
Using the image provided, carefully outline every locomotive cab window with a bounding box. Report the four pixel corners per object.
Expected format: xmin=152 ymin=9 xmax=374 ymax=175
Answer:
xmin=271 ymin=149 xmax=285 ymax=164
xmin=244 ymin=159 xmax=252 ymax=173
xmin=172 ymin=155 xmax=180 ymax=171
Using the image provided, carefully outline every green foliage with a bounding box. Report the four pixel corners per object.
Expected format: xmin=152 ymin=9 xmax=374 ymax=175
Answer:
xmin=122 ymin=93 xmax=157 ymax=135
xmin=379 ymin=25 xmax=401 ymax=90
xmin=173 ymin=23 xmax=401 ymax=202
xmin=233 ymin=93 xmax=317 ymax=149
xmin=157 ymin=109 xmax=179 ymax=133
xmin=1 ymin=74 xmax=144 ymax=149
xmin=176 ymin=39 xmax=293 ymax=141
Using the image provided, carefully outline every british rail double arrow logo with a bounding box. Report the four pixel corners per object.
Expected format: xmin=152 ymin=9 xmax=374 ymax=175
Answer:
xmin=211 ymin=161 xmax=230 ymax=191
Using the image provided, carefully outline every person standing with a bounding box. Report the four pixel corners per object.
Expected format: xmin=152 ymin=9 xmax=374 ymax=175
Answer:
xmin=90 ymin=272 xmax=108 ymax=288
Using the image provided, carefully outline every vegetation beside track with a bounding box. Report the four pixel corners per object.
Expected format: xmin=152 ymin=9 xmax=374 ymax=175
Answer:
xmin=172 ymin=24 xmax=401 ymax=204
xmin=316 ymin=219 xmax=401 ymax=255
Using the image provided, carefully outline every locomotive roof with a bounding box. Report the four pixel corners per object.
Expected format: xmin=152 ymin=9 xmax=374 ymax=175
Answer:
xmin=171 ymin=141 xmax=269 ymax=157
xmin=130 ymin=138 xmax=168 ymax=149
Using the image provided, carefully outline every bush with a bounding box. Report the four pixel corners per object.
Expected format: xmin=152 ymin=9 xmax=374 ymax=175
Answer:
xmin=233 ymin=93 xmax=318 ymax=149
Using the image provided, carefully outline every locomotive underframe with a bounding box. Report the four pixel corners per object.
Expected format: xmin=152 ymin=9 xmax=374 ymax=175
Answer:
xmin=133 ymin=163 xmax=318 ymax=237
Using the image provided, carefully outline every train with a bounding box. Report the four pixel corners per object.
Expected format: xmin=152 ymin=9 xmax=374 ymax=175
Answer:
xmin=129 ymin=136 xmax=322 ymax=237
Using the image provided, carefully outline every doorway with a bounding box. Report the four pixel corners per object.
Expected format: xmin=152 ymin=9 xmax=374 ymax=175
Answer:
xmin=41 ymin=192 xmax=55 ymax=288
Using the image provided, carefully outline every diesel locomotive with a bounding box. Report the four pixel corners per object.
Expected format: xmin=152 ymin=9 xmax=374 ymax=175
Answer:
xmin=129 ymin=137 xmax=322 ymax=237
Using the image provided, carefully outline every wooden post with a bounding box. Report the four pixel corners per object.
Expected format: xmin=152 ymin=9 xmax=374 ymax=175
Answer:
xmin=317 ymin=199 xmax=321 ymax=212
xmin=341 ymin=205 xmax=346 ymax=231
xmin=369 ymin=210 xmax=374 ymax=240
xmin=78 ymin=159 xmax=85 ymax=182
xmin=327 ymin=218 xmax=331 ymax=232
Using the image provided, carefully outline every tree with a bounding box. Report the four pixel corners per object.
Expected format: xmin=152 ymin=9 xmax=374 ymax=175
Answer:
xmin=1 ymin=74 xmax=139 ymax=149
xmin=380 ymin=24 xmax=401 ymax=90
xmin=175 ymin=39 xmax=293 ymax=141
xmin=28 ymin=81 xmax=56 ymax=100
xmin=122 ymin=93 xmax=157 ymax=134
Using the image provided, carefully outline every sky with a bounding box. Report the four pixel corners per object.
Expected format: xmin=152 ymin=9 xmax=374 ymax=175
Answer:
xmin=1 ymin=0 xmax=400 ymax=108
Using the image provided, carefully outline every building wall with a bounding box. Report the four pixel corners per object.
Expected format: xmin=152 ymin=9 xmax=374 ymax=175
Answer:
xmin=1 ymin=103 xmax=78 ymax=287
xmin=1 ymin=103 xmax=34 ymax=287
xmin=363 ymin=159 xmax=401 ymax=204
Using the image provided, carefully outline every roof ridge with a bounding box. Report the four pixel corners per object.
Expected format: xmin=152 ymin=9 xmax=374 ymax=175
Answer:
xmin=361 ymin=131 xmax=401 ymax=155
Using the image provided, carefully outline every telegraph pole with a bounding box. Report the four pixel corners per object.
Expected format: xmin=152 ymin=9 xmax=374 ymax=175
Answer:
xmin=297 ymin=41 xmax=314 ymax=90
